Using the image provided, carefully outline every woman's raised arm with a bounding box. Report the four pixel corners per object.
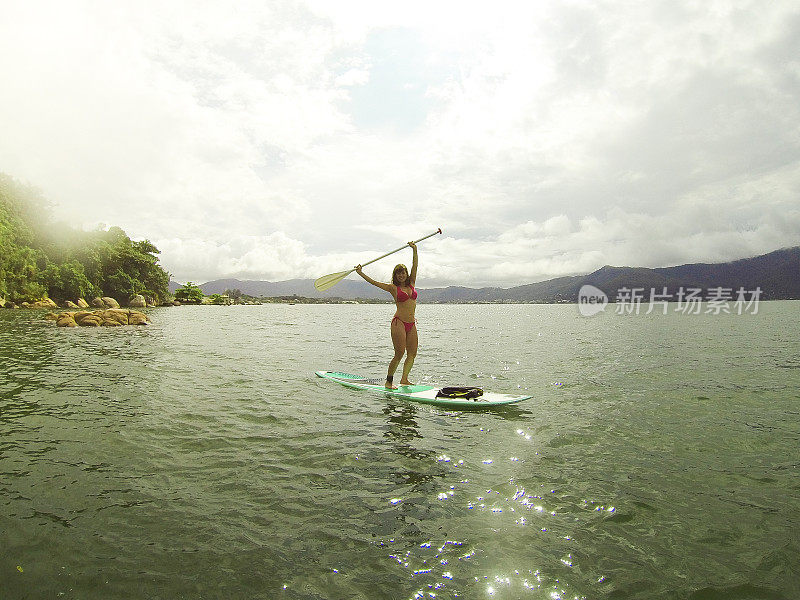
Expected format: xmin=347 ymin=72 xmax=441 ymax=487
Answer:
xmin=356 ymin=265 xmax=396 ymax=296
xmin=408 ymin=242 xmax=418 ymax=286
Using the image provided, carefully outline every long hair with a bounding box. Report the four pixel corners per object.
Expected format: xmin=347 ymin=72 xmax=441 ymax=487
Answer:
xmin=392 ymin=264 xmax=409 ymax=286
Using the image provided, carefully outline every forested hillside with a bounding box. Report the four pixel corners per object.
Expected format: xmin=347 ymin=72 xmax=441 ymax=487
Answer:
xmin=0 ymin=173 xmax=170 ymax=304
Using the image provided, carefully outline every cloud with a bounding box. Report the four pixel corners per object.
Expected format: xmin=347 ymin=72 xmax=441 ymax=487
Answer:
xmin=0 ymin=1 xmax=347 ymax=233
xmin=157 ymin=232 xmax=311 ymax=282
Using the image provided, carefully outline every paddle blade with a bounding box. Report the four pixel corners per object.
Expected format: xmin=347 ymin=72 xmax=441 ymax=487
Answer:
xmin=314 ymin=269 xmax=352 ymax=291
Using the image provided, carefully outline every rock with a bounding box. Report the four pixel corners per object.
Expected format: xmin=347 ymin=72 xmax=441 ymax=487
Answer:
xmin=44 ymin=312 xmax=58 ymax=321
xmin=102 ymin=309 xmax=129 ymax=325
xmin=128 ymin=294 xmax=146 ymax=308
xmin=173 ymin=300 xmax=181 ymax=306
xmin=101 ymin=297 xmax=120 ymax=309
xmin=77 ymin=298 xmax=89 ymax=308
xmin=64 ymin=301 xmax=79 ymax=309
xmin=56 ymin=313 xmax=77 ymax=327
xmin=91 ymin=297 xmax=105 ymax=308
xmin=21 ymin=302 xmax=31 ymax=308
xmin=73 ymin=311 xmax=94 ymax=325
xmin=129 ymin=311 xmax=150 ymax=326
xmin=31 ymin=298 xmax=58 ymax=309
xmin=51 ymin=308 xmax=150 ymax=327
xmin=80 ymin=315 xmax=102 ymax=327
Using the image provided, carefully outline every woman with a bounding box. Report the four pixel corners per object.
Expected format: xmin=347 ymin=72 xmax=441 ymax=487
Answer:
xmin=355 ymin=241 xmax=419 ymax=389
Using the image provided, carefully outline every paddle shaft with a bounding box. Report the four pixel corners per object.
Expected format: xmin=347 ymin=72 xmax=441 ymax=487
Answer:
xmin=357 ymin=228 xmax=442 ymax=270
xmin=313 ymin=228 xmax=442 ymax=291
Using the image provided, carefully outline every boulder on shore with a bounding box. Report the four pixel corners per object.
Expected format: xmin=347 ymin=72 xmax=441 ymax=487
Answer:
xmin=128 ymin=295 xmax=146 ymax=308
xmin=89 ymin=297 xmax=121 ymax=309
xmin=31 ymin=298 xmax=58 ymax=309
xmin=77 ymin=298 xmax=89 ymax=308
xmin=54 ymin=309 xmax=151 ymax=327
xmin=63 ymin=300 xmax=79 ymax=309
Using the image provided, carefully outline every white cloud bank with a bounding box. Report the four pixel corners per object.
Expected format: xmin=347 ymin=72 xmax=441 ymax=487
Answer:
xmin=1 ymin=0 xmax=798 ymax=287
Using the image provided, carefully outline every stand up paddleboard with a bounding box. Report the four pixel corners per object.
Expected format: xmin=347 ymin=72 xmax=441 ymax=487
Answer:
xmin=315 ymin=371 xmax=531 ymax=409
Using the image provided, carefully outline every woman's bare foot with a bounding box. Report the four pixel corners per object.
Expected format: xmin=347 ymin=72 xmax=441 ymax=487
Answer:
xmin=385 ymin=381 xmax=398 ymax=389
xmin=399 ymin=380 xmax=413 ymax=386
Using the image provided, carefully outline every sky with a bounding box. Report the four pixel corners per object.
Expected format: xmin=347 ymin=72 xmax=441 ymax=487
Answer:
xmin=1 ymin=0 xmax=799 ymax=287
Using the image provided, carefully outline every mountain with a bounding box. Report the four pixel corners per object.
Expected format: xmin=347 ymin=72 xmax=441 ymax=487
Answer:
xmin=171 ymin=246 xmax=800 ymax=302
xmin=427 ymin=246 xmax=800 ymax=302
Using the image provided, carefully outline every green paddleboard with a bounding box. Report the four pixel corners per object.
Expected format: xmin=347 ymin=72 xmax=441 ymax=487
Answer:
xmin=315 ymin=371 xmax=531 ymax=409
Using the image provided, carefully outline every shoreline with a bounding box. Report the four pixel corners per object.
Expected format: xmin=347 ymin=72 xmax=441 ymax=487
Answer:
xmin=6 ymin=298 xmax=796 ymax=309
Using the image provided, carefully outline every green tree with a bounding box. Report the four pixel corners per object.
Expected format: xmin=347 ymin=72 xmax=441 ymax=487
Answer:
xmin=1 ymin=176 xmax=43 ymax=300
xmin=105 ymin=269 xmax=138 ymax=300
xmin=2 ymin=246 xmax=43 ymax=302
xmin=175 ymin=282 xmax=204 ymax=303
xmin=0 ymin=171 xmax=172 ymax=304
xmin=42 ymin=261 xmax=95 ymax=302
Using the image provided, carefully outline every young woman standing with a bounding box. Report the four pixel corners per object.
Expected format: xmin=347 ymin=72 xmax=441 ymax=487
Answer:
xmin=355 ymin=241 xmax=419 ymax=389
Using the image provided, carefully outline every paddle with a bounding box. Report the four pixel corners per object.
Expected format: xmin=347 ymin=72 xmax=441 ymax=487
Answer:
xmin=314 ymin=228 xmax=442 ymax=291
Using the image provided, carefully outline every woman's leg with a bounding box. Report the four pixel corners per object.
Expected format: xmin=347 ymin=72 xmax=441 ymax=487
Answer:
xmin=399 ymin=325 xmax=418 ymax=385
xmin=387 ymin=319 xmax=406 ymax=388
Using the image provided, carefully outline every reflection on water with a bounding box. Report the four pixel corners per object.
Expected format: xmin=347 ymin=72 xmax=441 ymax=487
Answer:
xmin=1 ymin=304 xmax=799 ymax=599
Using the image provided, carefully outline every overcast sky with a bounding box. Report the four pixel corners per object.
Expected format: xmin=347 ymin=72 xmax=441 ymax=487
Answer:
xmin=1 ymin=0 xmax=799 ymax=287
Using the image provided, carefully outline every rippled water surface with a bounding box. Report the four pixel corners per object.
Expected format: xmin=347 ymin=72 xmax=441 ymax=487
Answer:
xmin=2 ymin=303 xmax=799 ymax=599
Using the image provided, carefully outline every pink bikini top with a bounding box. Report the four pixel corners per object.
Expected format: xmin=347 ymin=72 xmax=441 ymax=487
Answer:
xmin=396 ymin=285 xmax=417 ymax=302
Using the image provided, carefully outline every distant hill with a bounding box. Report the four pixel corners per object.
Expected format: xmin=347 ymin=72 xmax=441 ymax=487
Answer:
xmin=170 ymin=245 xmax=800 ymax=302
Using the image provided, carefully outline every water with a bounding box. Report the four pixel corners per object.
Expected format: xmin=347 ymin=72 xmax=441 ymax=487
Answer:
xmin=1 ymin=302 xmax=799 ymax=599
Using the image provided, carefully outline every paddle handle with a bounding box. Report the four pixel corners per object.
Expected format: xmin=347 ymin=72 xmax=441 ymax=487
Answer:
xmin=358 ymin=228 xmax=442 ymax=269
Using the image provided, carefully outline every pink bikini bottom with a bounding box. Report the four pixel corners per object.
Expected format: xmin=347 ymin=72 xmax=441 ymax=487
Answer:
xmin=391 ymin=316 xmax=415 ymax=333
